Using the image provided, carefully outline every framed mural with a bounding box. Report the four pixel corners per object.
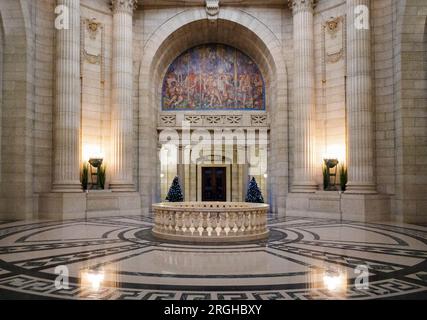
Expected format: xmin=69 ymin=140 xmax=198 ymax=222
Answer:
xmin=162 ymin=44 xmax=265 ymax=111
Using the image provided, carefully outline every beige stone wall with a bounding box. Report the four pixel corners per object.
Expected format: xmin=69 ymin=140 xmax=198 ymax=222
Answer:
xmin=0 ymin=0 xmax=425 ymax=221
xmin=373 ymin=0 xmax=396 ymax=197
xmin=80 ymin=1 xmax=113 ymax=182
xmin=394 ymin=0 xmax=427 ymax=222
xmin=0 ymin=0 xmax=36 ymax=219
xmin=34 ymin=0 xmax=55 ymax=195
xmin=314 ymin=1 xmax=347 ymax=180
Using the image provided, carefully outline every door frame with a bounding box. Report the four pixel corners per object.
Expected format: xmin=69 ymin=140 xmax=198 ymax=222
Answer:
xmin=197 ymin=164 xmax=231 ymax=202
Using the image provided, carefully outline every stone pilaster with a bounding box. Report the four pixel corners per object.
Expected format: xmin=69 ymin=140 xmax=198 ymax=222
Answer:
xmin=289 ymin=0 xmax=318 ymax=193
xmin=110 ymin=0 xmax=137 ymax=191
xmin=345 ymin=0 xmax=376 ymax=194
xmin=53 ymin=0 xmax=82 ymax=192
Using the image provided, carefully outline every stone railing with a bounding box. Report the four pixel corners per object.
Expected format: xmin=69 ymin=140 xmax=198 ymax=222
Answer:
xmin=152 ymin=202 xmax=269 ymax=242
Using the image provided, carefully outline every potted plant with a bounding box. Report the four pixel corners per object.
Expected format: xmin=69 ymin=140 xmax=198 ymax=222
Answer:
xmin=81 ymin=162 xmax=89 ymax=191
xmin=98 ymin=164 xmax=106 ymax=190
xmin=340 ymin=164 xmax=348 ymax=192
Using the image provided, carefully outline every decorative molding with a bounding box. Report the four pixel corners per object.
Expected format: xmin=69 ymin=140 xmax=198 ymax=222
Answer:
xmin=80 ymin=18 xmax=105 ymax=82
xmin=322 ymin=16 xmax=345 ymax=67
xmin=225 ymin=115 xmax=242 ymax=125
xmin=82 ymin=50 xmax=101 ymax=65
xmin=160 ymin=115 xmax=176 ymax=126
xmin=185 ymin=115 xmax=203 ymax=125
xmin=251 ymin=115 xmax=268 ymax=126
xmin=206 ymin=0 xmax=220 ymax=21
xmin=326 ymin=48 xmax=344 ymax=64
xmin=325 ymin=17 xmax=341 ymax=38
xmin=288 ymin=0 xmax=316 ymax=15
xmin=205 ymin=115 xmax=222 ymax=125
xmin=86 ymin=18 xmax=101 ymax=40
xmin=111 ymin=0 xmax=138 ymax=15
xmin=158 ymin=114 xmax=268 ymax=128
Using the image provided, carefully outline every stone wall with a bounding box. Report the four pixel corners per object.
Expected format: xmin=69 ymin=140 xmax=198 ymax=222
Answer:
xmin=80 ymin=1 xmax=113 ymax=186
xmin=394 ymin=0 xmax=427 ymax=222
xmin=0 ymin=0 xmax=36 ymax=219
xmin=314 ymin=0 xmax=347 ymax=184
xmin=0 ymin=0 xmax=425 ymax=222
xmin=34 ymin=0 xmax=55 ymax=197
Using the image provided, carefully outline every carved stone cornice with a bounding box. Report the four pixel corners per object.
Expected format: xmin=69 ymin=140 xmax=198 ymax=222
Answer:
xmin=288 ymin=0 xmax=316 ymax=15
xmin=111 ymin=0 xmax=138 ymax=15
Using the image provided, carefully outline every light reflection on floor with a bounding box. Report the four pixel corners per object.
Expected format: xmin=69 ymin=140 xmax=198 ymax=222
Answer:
xmin=0 ymin=215 xmax=426 ymax=300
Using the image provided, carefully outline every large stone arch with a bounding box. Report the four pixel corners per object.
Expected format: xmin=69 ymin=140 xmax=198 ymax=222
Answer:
xmin=0 ymin=0 xmax=34 ymax=219
xmin=394 ymin=0 xmax=427 ymax=222
xmin=138 ymin=7 xmax=289 ymax=215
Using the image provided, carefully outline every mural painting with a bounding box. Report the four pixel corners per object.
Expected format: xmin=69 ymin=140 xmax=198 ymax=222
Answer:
xmin=162 ymin=44 xmax=265 ymax=111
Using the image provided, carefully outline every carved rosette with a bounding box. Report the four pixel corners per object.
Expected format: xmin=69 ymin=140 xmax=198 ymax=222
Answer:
xmin=111 ymin=0 xmax=138 ymax=15
xmin=288 ymin=0 xmax=316 ymax=15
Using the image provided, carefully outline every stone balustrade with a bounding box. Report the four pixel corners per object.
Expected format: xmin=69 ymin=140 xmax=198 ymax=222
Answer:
xmin=152 ymin=202 xmax=269 ymax=242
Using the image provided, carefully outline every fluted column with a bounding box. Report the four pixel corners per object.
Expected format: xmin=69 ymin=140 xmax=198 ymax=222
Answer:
xmin=53 ymin=0 xmax=82 ymax=192
xmin=289 ymin=0 xmax=317 ymax=193
xmin=110 ymin=0 xmax=137 ymax=192
xmin=346 ymin=0 xmax=376 ymax=193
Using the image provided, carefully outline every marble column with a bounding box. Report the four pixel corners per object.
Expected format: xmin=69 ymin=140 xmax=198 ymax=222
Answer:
xmin=53 ymin=0 xmax=82 ymax=193
xmin=289 ymin=0 xmax=318 ymax=193
xmin=110 ymin=0 xmax=137 ymax=192
xmin=346 ymin=0 xmax=376 ymax=193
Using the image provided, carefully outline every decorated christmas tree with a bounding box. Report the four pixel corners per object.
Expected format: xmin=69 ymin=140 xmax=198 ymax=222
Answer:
xmin=166 ymin=176 xmax=184 ymax=202
xmin=245 ymin=177 xmax=264 ymax=203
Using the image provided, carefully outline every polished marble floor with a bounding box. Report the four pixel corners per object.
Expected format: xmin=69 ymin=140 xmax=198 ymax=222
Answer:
xmin=0 ymin=215 xmax=426 ymax=300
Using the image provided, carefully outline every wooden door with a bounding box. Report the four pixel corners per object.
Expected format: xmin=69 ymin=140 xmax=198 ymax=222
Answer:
xmin=202 ymin=167 xmax=227 ymax=201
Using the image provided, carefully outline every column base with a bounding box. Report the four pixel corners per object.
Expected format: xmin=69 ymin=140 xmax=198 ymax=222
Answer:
xmin=0 ymin=196 xmax=36 ymax=220
xmin=345 ymin=182 xmax=377 ymax=194
xmin=52 ymin=182 xmax=82 ymax=193
xmin=291 ymin=182 xmax=318 ymax=193
xmin=286 ymin=191 xmax=342 ymax=220
xmin=341 ymin=193 xmax=390 ymax=222
xmin=286 ymin=191 xmax=391 ymax=222
xmin=86 ymin=191 xmax=141 ymax=218
xmin=39 ymin=192 xmax=86 ymax=220
xmin=109 ymin=183 xmax=135 ymax=192
xmin=38 ymin=191 xmax=142 ymax=220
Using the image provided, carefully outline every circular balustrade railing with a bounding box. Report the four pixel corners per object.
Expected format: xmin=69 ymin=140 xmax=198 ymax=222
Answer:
xmin=152 ymin=202 xmax=269 ymax=242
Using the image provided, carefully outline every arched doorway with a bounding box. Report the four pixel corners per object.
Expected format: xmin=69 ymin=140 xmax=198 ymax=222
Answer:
xmin=138 ymin=9 xmax=288 ymax=215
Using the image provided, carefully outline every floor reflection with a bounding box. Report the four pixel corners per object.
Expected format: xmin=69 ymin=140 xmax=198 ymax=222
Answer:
xmin=309 ymin=266 xmax=348 ymax=298
xmin=0 ymin=216 xmax=425 ymax=300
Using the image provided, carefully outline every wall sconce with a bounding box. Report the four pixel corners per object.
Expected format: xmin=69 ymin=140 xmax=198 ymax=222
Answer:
xmin=326 ymin=144 xmax=346 ymax=164
xmin=89 ymin=158 xmax=104 ymax=190
xmin=263 ymin=173 xmax=268 ymax=179
xmin=324 ymin=158 xmax=339 ymax=191
xmin=83 ymin=144 xmax=104 ymax=163
xmin=160 ymin=173 xmax=165 ymax=179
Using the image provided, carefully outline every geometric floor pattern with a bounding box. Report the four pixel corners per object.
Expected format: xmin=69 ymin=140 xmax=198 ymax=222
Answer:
xmin=0 ymin=216 xmax=426 ymax=300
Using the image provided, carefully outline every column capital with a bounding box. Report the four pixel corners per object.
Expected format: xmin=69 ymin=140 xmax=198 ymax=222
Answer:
xmin=287 ymin=0 xmax=316 ymax=15
xmin=111 ymin=0 xmax=138 ymax=15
